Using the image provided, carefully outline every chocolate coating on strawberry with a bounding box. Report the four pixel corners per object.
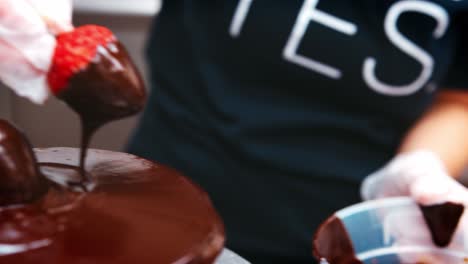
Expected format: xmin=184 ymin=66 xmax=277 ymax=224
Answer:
xmin=0 ymin=120 xmax=48 ymax=206
xmin=58 ymin=40 xmax=146 ymax=125
xmin=47 ymin=25 xmax=147 ymax=183
xmin=48 ymin=25 xmax=147 ymax=125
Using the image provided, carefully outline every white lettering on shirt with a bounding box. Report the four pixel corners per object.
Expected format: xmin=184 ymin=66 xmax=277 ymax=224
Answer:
xmin=230 ymin=0 xmax=254 ymax=37
xmin=283 ymin=0 xmax=357 ymax=79
xmin=363 ymin=0 xmax=449 ymax=96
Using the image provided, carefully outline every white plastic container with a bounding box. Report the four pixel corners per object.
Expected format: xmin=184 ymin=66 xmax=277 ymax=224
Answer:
xmin=313 ymin=197 xmax=467 ymax=264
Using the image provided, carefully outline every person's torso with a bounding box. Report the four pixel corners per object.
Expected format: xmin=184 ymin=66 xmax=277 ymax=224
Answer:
xmin=145 ymin=0 xmax=466 ymax=181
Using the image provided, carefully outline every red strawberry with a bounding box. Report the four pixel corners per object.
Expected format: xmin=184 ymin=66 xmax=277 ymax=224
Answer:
xmin=46 ymin=25 xmax=146 ymax=187
xmin=46 ymin=24 xmax=146 ymax=124
xmin=47 ymin=25 xmax=116 ymax=94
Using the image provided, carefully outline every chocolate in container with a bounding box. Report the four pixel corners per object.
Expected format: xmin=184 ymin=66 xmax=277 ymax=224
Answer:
xmin=313 ymin=197 xmax=467 ymax=264
xmin=0 ymin=148 xmax=225 ymax=264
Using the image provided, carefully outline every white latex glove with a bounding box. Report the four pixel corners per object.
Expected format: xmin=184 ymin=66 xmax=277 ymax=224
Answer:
xmin=0 ymin=0 xmax=72 ymax=104
xmin=361 ymin=150 xmax=468 ymax=257
xmin=361 ymin=150 xmax=468 ymax=206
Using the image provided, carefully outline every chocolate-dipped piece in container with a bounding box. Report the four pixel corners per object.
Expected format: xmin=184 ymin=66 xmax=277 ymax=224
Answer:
xmin=47 ymin=25 xmax=147 ymax=184
xmin=313 ymin=197 xmax=467 ymax=264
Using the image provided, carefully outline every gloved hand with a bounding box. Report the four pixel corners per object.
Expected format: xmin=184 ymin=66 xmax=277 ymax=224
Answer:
xmin=361 ymin=150 xmax=468 ymax=258
xmin=0 ymin=0 xmax=72 ymax=103
xmin=361 ymin=150 xmax=468 ymax=205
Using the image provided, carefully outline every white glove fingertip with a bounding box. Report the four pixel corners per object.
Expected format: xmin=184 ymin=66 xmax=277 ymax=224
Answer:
xmin=410 ymin=177 xmax=451 ymax=205
xmin=1 ymin=76 xmax=49 ymax=104
xmin=26 ymin=0 xmax=73 ymax=34
xmin=43 ymin=17 xmax=74 ymax=35
xmin=361 ymin=173 xmax=379 ymax=200
xmin=0 ymin=47 xmax=49 ymax=105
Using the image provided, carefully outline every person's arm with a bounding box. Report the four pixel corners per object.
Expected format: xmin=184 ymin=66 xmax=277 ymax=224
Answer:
xmin=360 ymin=90 xmax=468 ymax=251
xmin=361 ymin=87 xmax=468 ymax=206
xmin=398 ymin=90 xmax=468 ymax=178
xmin=361 ymin=90 xmax=468 ymax=204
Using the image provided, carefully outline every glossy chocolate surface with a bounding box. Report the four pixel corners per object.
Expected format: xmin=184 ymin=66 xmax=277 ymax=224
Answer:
xmin=0 ymin=120 xmax=48 ymax=206
xmin=58 ymin=41 xmax=146 ymax=127
xmin=56 ymin=40 xmax=147 ymax=180
xmin=0 ymin=148 xmax=224 ymax=264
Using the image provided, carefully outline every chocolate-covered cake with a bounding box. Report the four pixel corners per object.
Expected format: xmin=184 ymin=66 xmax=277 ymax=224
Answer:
xmin=10 ymin=147 xmax=223 ymax=264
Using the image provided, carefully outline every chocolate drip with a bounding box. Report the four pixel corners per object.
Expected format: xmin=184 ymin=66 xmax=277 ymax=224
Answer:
xmin=0 ymin=120 xmax=48 ymax=205
xmin=78 ymin=122 xmax=97 ymax=184
xmin=57 ymin=41 xmax=147 ymax=184
xmin=419 ymin=202 xmax=465 ymax=247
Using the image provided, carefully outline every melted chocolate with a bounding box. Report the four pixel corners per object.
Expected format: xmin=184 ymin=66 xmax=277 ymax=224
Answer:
xmin=0 ymin=120 xmax=48 ymax=206
xmin=313 ymin=216 xmax=362 ymax=264
xmin=0 ymin=148 xmax=225 ymax=264
xmin=56 ymin=40 xmax=147 ymax=182
xmin=419 ymin=202 xmax=465 ymax=247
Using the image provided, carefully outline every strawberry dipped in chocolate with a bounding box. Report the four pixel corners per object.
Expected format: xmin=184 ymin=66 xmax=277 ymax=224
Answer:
xmin=0 ymin=120 xmax=48 ymax=206
xmin=47 ymin=25 xmax=147 ymax=184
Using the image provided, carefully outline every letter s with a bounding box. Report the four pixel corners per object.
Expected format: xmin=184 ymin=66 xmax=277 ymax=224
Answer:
xmin=363 ymin=1 xmax=449 ymax=96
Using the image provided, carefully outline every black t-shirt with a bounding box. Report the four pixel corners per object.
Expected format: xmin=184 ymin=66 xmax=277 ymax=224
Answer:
xmin=128 ymin=1 xmax=468 ymax=262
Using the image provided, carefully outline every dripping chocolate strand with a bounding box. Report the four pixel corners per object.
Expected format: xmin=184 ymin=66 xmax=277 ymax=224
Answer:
xmin=78 ymin=118 xmax=101 ymax=183
xmin=55 ymin=40 xmax=146 ymax=189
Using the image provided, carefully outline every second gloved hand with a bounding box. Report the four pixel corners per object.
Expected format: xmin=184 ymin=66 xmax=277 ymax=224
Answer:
xmin=361 ymin=150 xmax=468 ymax=206
xmin=361 ymin=150 xmax=468 ymax=252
